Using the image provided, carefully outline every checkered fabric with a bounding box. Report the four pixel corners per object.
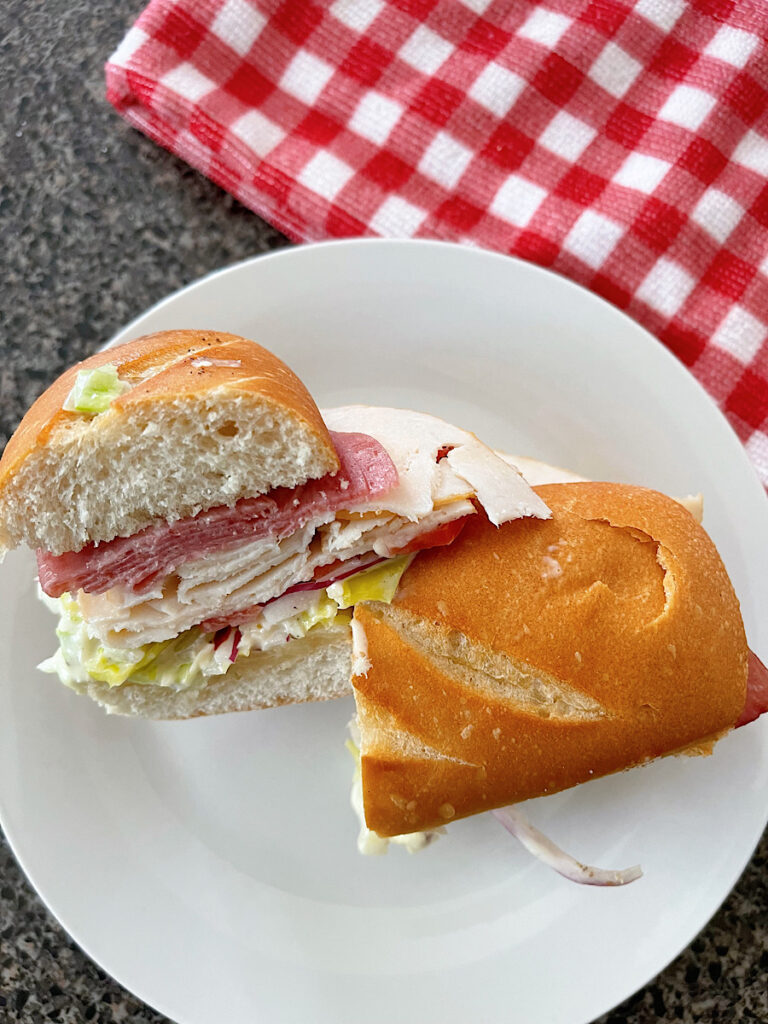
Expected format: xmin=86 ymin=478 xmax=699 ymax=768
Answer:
xmin=107 ymin=0 xmax=768 ymax=486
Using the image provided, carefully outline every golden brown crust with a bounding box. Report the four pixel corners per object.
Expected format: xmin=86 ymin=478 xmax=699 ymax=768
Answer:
xmin=0 ymin=330 xmax=338 ymax=486
xmin=354 ymin=482 xmax=748 ymax=836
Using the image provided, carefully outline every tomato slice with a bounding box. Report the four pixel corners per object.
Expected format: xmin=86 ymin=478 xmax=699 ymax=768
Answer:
xmin=392 ymin=516 xmax=469 ymax=555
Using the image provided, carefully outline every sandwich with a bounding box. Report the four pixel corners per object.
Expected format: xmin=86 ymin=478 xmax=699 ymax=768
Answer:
xmin=0 ymin=329 xmax=550 ymax=718
xmin=349 ymin=481 xmax=768 ymax=877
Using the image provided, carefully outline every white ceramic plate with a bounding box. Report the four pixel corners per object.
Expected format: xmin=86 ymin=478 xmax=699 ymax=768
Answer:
xmin=2 ymin=240 xmax=767 ymax=1024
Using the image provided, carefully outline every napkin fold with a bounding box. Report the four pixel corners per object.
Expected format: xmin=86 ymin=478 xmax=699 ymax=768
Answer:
xmin=107 ymin=0 xmax=768 ymax=485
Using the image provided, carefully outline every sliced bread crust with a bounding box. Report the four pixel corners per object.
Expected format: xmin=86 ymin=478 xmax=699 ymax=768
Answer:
xmin=353 ymin=482 xmax=748 ymax=836
xmin=0 ymin=330 xmax=339 ymax=556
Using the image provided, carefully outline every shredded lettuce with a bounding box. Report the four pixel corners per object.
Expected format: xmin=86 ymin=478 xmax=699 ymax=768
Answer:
xmin=39 ymin=591 xmax=207 ymax=690
xmin=62 ymin=363 xmax=129 ymax=416
xmin=294 ymin=593 xmax=339 ymax=635
xmin=327 ymin=555 xmax=411 ymax=609
xmin=39 ymin=587 xmax=351 ymax=692
xmin=39 ymin=555 xmax=406 ymax=693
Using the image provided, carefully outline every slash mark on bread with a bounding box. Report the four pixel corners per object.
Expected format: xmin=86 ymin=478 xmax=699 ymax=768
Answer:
xmin=357 ymin=695 xmax=480 ymax=767
xmin=364 ymin=603 xmax=609 ymax=722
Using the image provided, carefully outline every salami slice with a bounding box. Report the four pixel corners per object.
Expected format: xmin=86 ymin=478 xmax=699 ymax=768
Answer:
xmin=37 ymin=431 xmax=397 ymax=597
xmin=736 ymin=650 xmax=768 ymax=728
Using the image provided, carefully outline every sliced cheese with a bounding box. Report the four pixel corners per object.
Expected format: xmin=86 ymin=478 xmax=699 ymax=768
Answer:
xmin=447 ymin=442 xmax=550 ymax=525
xmin=499 ymin=454 xmax=586 ymax=486
xmin=323 ymin=406 xmax=549 ymax=525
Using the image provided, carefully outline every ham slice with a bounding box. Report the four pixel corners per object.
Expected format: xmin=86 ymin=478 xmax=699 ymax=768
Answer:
xmin=37 ymin=432 xmax=397 ymax=598
xmin=736 ymin=650 xmax=768 ymax=728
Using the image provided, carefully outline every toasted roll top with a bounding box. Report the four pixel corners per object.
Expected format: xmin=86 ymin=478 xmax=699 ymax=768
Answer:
xmin=0 ymin=330 xmax=338 ymax=555
xmin=353 ymin=483 xmax=747 ymax=836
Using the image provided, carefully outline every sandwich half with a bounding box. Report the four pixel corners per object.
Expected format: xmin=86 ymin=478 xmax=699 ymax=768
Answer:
xmin=351 ymin=482 xmax=766 ymax=842
xmin=0 ymin=329 xmax=550 ymax=717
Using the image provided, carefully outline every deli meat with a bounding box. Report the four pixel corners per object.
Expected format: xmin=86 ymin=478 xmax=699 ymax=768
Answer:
xmin=38 ymin=432 xmax=397 ymax=598
xmin=736 ymin=650 xmax=768 ymax=728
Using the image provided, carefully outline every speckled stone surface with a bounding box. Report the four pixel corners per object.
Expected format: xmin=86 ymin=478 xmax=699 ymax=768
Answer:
xmin=0 ymin=3 xmax=766 ymax=1022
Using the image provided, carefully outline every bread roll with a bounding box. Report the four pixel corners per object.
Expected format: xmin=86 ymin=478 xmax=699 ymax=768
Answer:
xmin=70 ymin=623 xmax=352 ymax=719
xmin=0 ymin=330 xmax=338 ymax=557
xmin=353 ymin=482 xmax=748 ymax=836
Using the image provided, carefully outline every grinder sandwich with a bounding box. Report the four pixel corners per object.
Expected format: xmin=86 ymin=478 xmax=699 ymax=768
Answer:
xmin=0 ymin=329 xmax=549 ymax=718
xmin=351 ymin=482 xmax=766 ymax=850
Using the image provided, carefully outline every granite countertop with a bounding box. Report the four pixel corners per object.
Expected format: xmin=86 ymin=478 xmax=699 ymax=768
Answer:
xmin=0 ymin=2 xmax=766 ymax=1022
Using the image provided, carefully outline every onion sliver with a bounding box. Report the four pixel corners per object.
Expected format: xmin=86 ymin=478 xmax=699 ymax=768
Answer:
xmin=492 ymin=806 xmax=642 ymax=887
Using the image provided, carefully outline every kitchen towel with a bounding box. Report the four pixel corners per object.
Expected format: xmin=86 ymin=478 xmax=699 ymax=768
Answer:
xmin=107 ymin=0 xmax=768 ymax=485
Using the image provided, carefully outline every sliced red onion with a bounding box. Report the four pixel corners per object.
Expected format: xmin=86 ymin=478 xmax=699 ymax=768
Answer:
xmin=282 ymin=555 xmax=387 ymax=596
xmin=212 ymin=626 xmax=232 ymax=651
xmin=230 ymin=627 xmax=242 ymax=663
xmin=491 ymin=806 xmax=642 ymax=887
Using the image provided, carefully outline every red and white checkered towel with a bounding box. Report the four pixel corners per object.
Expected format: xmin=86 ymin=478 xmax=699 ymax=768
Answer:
xmin=107 ymin=0 xmax=768 ymax=487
